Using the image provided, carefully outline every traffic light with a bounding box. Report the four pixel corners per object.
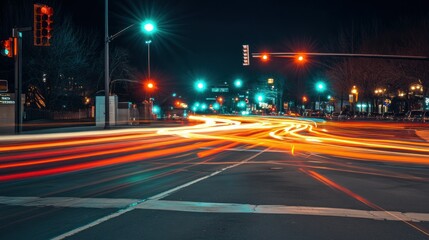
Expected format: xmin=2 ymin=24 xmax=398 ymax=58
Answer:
xmin=261 ymin=54 xmax=269 ymax=62
xmin=234 ymin=79 xmax=243 ymax=88
xmin=0 ymin=80 xmax=8 ymax=92
xmin=242 ymin=44 xmax=250 ymax=66
xmin=316 ymin=81 xmax=326 ymax=92
xmin=195 ymin=80 xmax=206 ymax=92
xmin=34 ymin=4 xmax=53 ymax=46
xmin=0 ymin=38 xmax=13 ymax=58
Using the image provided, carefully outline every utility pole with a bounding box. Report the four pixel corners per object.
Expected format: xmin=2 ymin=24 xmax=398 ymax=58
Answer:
xmin=12 ymin=27 xmax=31 ymax=134
xmin=104 ymin=0 xmax=110 ymax=129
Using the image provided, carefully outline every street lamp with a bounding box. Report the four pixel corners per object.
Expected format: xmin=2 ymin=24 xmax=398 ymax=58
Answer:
xmin=374 ymin=88 xmax=384 ymax=114
xmin=104 ymin=1 xmax=157 ymax=128
xmin=141 ymin=20 xmax=156 ymax=88
xmin=145 ymin=40 xmax=152 ymax=80
xmin=351 ymin=85 xmax=359 ymax=115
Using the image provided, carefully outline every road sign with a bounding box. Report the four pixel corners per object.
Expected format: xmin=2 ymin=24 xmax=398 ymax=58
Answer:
xmin=0 ymin=80 xmax=8 ymax=92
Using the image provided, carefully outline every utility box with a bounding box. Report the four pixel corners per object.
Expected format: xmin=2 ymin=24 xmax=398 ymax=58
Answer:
xmin=95 ymin=95 xmax=118 ymax=127
xmin=0 ymin=93 xmax=24 ymax=135
xmin=117 ymin=102 xmax=131 ymax=125
xmin=139 ymin=100 xmax=153 ymax=122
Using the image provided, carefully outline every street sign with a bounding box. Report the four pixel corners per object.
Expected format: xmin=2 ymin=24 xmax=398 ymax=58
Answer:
xmin=0 ymin=80 xmax=8 ymax=92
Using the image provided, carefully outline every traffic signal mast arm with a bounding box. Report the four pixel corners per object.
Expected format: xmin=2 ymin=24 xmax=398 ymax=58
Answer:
xmin=107 ymin=23 xmax=136 ymax=43
xmin=252 ymin=52 xmax=429 ymax=61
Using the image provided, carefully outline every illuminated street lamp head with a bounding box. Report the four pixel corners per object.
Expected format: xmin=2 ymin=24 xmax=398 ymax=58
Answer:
xmin=351 ymin=85 xmax=358 ymax=94
xmin=141 ymin=20 xmax=157 ymax=34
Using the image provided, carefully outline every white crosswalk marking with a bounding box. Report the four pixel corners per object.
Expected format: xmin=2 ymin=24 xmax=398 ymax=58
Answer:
xmin=1 ymin=196 xmax=429 ymax=222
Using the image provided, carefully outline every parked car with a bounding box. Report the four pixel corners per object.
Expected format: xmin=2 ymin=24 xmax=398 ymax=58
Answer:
xmin=366 ymin=112 xmax=379 ymax=120
xmin=327 ymin=112 xmax=340 ymax=120
xmin=393 ymin=112 xmax=406 ymax=121
xmin=407 ymin=110 xmax=423 ymax=122
xmin=338 ymin=111 xmax=352 ymax=121
xmin=382 ymin=112 xmax=395 ymax=120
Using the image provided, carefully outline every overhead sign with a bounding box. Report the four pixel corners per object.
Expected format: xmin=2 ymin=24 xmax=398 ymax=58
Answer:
xmin=0 ymin=80 xmax=7 ymax=92
xmin=211 ymin=87 xmax=229 ymax=93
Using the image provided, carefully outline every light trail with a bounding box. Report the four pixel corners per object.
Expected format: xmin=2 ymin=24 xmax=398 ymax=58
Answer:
xmin=301 ymin=168 xmax=429 ymax=236
xmin=1 ymin=115 xmax=428 ymax=182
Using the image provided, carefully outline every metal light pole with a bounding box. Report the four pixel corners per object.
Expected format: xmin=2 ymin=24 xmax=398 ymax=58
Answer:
xmin=104 ymin=0 xmax=110 ymax=129
xmin=104 ymin=0 xmax=141 ymax=129
xmin=145 ymin=40 xmax=152 ymax=81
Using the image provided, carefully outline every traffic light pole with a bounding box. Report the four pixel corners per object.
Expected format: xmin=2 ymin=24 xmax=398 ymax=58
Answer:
xmin=251 ymin=52 xmax=429 ymax=61
xmin=12 ymin=27 xmax=31 ymax=134
xmin=104 ymin=0 xmax=110 ymax=129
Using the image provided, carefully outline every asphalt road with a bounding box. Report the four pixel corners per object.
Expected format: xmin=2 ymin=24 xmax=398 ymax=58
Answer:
xmin=1 ymin=116 xmax=429 ymax=240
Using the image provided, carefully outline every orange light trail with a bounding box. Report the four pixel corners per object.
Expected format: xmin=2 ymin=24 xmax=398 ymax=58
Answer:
xmin=301 ymin=168 xmax=429 ymax=236
xmin=1 ymin=115 xmax=428 ymax=183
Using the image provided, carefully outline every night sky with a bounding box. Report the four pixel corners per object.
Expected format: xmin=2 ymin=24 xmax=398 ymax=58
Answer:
xmin=4 ymin=0 xmax=429 ymax=97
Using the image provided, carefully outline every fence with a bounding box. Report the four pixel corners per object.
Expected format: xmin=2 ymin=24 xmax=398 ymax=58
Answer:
xmin=24 ymin=108 xmax=93 ymax=121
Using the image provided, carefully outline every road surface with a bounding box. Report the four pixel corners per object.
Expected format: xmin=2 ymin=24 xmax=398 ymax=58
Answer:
xmin=1 ymin=115 xmax=429 ymax=239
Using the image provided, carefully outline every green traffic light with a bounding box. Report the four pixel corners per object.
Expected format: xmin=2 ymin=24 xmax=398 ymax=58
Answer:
xmin=213 ymin=102 xmax=220 ymax=110
xmin=195 ymin=80 xmax=206 ymax=92
xmin=315 ymin=81 xmax=326 ymax=92
xmin=234 ymin=79 xmax=243 ymax=88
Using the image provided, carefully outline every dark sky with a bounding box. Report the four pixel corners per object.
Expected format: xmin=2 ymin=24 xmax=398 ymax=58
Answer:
xmin=4 ymin=0 xmax=429 ymax=98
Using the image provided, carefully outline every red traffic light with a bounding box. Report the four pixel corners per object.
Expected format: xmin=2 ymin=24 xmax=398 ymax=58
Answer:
xmin=261 ymin=54 xmax=269 ymax=62
xmin=1 ymin=39 xmax=13 ymax=58
xmin=40 ymin=6 xmax=53 ymax=15
xmin=34 ymin=4 xmax=53 ymax=46
xmin=295 ymin=54 xmax=306 ymax=63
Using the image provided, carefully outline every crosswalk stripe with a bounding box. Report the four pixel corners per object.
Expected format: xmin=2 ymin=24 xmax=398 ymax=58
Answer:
xmin=1 ymin=196 xmax=429 ymax=222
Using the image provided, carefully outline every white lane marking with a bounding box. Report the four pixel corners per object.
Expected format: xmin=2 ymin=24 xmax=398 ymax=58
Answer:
xmin=147 ymin=149 xmax=267 ymax=201
xmin=49 ymin=148 xmax=268 ymax=239
xmin=1 ymin=196 xmax=429 ymax=222
xmin=0 ymin=196 xmax=139 ymax=209
xmin=137 ymin=200 xmax=429 ymax=222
